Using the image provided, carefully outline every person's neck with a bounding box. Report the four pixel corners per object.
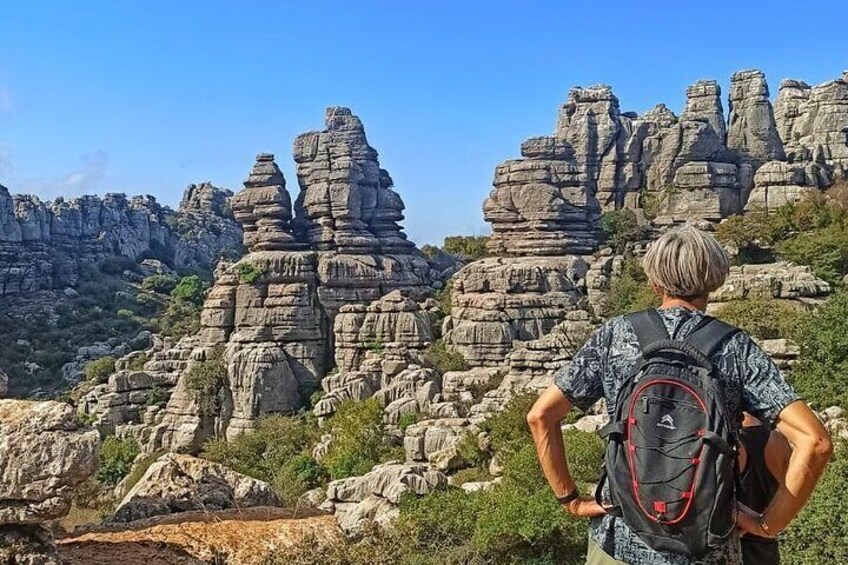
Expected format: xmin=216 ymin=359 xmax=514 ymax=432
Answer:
xmin=660 ymin=295 xmax=708 ymax=312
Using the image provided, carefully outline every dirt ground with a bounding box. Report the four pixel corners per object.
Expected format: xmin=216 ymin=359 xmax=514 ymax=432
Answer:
xmin=57 ymin=507 xmax=339 ymax=565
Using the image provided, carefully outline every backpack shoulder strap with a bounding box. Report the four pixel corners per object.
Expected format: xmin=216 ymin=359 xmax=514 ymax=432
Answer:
xmin=684 ymin=316 xmax=739 ymax=357
xmin=626 ymin=309 xmax=669 ymax=352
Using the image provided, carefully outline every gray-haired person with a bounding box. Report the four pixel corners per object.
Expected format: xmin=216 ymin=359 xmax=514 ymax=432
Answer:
xmin=527 ymin=226 xmax=832 ymax=565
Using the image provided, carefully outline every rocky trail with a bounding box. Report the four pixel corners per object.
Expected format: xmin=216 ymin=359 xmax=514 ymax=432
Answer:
xmin=58 ymin=507 xmax=338 ymax=565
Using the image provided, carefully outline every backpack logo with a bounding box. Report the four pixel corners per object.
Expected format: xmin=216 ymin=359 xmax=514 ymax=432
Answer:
xmin=657 ymin=414 xmax=676 ymax=430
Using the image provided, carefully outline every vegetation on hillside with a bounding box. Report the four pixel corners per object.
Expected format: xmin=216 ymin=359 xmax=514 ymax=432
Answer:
xmin=601 ymin=257 xmax=660 ymax=318
xmin=600 ymin=209 xmax=648 ymax=253
xmin=716 ymin=185 xmax=848 ymax=285
xmin=713 ymin=297 xmax=805 ymax=340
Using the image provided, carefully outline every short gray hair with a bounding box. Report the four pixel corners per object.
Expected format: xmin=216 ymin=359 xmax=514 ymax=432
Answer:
xmin=642 ymin=226 xmax=730 ymax=298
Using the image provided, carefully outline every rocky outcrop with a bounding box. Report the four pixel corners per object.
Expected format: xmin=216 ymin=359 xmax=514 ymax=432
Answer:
xmin=0 ymin=400 xmax=99 ymax=525
xmin=0 ymin=183 xmax=242 ymax=296
xmin=745 ymin=160 xmax=818 ymax=211
xmin=293 ymin=107 xmax=415 ymax=255
xmin=709 ymin=262 xmax=831 ymax=307
xmin=110 ymin=453 xmax=280 ymax=523
xmin=0 ymin=400 xmax=99 ymax=564
xmin=775 ymin=73 xmax=848 ymax=178
xmin=442 ymin=256 xmax=589 ymax=367
xmin=683 ymin=80 xmax=727 ymax=141
xmin=320 ymin=462 xmax=446 ymax=535
xmin=727 ymin=70 xmax=786 ymax=166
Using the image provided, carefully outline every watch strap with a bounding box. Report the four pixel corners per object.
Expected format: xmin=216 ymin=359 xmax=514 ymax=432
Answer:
xmin=556 ymin=489 xmax=580 ymax=505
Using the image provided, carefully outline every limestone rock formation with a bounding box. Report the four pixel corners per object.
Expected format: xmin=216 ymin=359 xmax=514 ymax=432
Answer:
xmin=0 ymin=400 xmax=99 ymax=525
xmin=110 ymin=453 xmax=280 ymax=523
xmin=320 ymin=462 xmax=446 ymax=535
xmin=293 ymin=107 xmax=415 ymax=255
xmin=708 ymin=262 xmax=831 ymax=307
xmin=0 ymin=400 xmax=99 ymax=564
xmin=727 ymin=70 xmax=786 ymax=166
xmin=0 ymin=182 xmax=242 ymax=296
xmin=0 ymin=368 xmax=7 ymax=398
xmin=442 ymin=257 xmax=589 ymax=367
xmin=745 ymin=161 xmax=818 ymax=211
xmin=775 ymin=72 xmax=848 ymax=178
xmin=683 ymin=80 xmax=727 ymax=141
xmin=0 ymin=525 xmax=64 ymax=565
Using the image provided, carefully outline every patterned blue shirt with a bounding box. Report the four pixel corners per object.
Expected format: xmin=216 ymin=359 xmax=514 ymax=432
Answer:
xmin=554 ymin=307 xmax=800 ymax=565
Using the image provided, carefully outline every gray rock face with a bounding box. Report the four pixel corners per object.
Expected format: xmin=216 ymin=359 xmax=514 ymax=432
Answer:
xmin=320 ymin=462 xmax=446 ymax=535
xmin=442 ymin=256 xmax=589 ymax=367
xmin=110 ymin=453 xmax=280 ymax=523
xmin=0 ymin=368 xmax=7 ymax=398
xmin=775 ymin=73 xmax=848 ymax=178
xmin=293 ymin=107 xmax=415 ymax=255
xmin=727 ymin=69 xmax=786 ymax=166
xmin=0 ymin=182 xmax=242 ymax=296
xmin=683 ymin=80 xmax=727 ymax=141
xmin=0 ymin=400 xmax=99 ymax=525
xmin=0 ymin=525 xmax=63 ymax=565
xmin=745 ymin=160 xmax=817 ymax=211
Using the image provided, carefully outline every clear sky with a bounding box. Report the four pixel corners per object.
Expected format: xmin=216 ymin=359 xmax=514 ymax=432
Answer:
xmin=1 ymin=1 xmax=846 ymax=245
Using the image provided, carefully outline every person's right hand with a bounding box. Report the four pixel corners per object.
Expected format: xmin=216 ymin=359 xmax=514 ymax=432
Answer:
xmin=737 ymin=502 xmax=775 ymax=538
xmin=565 ymin=497 xmax=608 ymax=518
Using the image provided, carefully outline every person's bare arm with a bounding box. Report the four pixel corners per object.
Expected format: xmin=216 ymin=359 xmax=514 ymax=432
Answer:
xmin=764 ymin=429 xmax=792 ymax=486
xmin=527 ymin=385 xmax=605 ymax=518
xmin=761 ymin=400 xmax=833 ymax=534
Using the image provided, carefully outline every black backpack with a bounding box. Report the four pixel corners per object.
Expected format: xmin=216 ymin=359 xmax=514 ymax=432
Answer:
xmin=595 ymin=309 xmax=740 ymax=558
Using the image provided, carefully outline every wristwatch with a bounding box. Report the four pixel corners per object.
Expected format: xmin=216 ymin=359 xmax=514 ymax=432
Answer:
xmin=556 ymin=488 xmax=580 ymax=505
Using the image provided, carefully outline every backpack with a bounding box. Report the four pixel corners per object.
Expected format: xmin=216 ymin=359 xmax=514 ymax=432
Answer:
xmin=594 ymin=309 xmax=740 ymax=558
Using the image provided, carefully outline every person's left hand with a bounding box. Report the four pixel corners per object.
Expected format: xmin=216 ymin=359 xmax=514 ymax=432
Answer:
xmin=565 ymin=497 xmax=608 ymax=518
xmin=737 ymin=502 xmax=776 ymax=539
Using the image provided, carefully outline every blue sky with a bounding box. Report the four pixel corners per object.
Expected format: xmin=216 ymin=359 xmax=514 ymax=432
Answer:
xmin=0 ymin=1 xmax=846 ymax=245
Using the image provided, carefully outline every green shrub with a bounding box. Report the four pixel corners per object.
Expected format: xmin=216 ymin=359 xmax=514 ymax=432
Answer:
xmin=126 ymin=353 xmax=149 ymax=371
xmin=365 ymin=338 xmax=385 ymax=355
xmin=140 ymin=274 xmax=178 ymax=294
xmin=98 ymin=256 xmax=138 ymax=275
xmin=202 ymin=414 xmax=325 ymax=505
xmin=783 ymin=439 xmax=848 ymax=564
xmin=790 ymin=291 xmax=848 ymax=409
xmin=713 ymin=297 xmax=805 ymax=340
xmin=479 ymin=392 xmax=536 ymax=463
xmin=601 ymin=257 xmax=660 ymax=318
xmin=235 ymin=261 xmax=265 ymax=284
xmin=155 ymin=299 xmax=201 ymax=339
xmin=85 ymin=356 xmax=117 ymax=384
xmin=776 ymin=224 xmax=848 ymax=286
xmin=398 ymin=412 xmax=420 ymax=434
xmin=443 ymin=235 xmax=489 ymax=261
xmin=122 ymin=450 xmax=165 ymax=493
xmin=145 ymin=385 xmax=169 ymax=407
xmin=96 ymin=436 xmax=140 ymax=486
xmin=450 ymin=467 xmax=493 ymax=486
xmin=601 ymin=209 xmax=645 ymax=252
xmin=323 ymin=398 xmax=397 ymax=480
xmin=184 ymin=352 xmax=227 ymax=417
xmin=170 ymin=275 xmax=208 ymax=305
xmin=434 ymin=281 xmax=452 ymax=317
xmin=420 ymin=244 xmax=440 ymax=259
xmin=424 ymin=340 xmax=468 ymax=374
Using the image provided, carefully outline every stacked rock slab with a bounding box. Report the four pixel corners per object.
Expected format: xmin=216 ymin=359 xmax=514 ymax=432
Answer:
xmin=443 ymin=256 xmax=590 ymax=368
xmin=313 ymin=291 xmax=441 ymax=423
xmin=775 ymin=72 xmax=848 ymax=178
xmin=293 ymin=107 xmax=431 ymax=321
xmin=727 ymin=70 xmax=786 ymax=168
xmin=745 ymin=161 xmax=818 ymax=211
xmin=155 ymin=154 xmax=327 ymax=452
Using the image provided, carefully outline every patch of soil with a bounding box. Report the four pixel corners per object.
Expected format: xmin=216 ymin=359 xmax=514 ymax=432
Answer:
xmin=58 ymin=507 xmax=339 ymax=565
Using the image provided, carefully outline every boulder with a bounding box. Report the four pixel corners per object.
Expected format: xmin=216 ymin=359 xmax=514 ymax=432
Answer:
xmin=0 ymin=400 xmax=99 ymax=525
xmin=110 ymin=453 xmax=280 ymax=523
xmin=0 ymin=525 xmax=63 ymax=565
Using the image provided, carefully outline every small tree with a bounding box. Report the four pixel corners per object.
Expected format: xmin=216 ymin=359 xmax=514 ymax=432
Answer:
xmin=96 ymin=436 xmax=140 ymax=486
xmin=85 ymin=356 xmax=117 ymax=384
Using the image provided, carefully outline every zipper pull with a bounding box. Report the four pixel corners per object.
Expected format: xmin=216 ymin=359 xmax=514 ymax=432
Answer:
xmin=642 ymin=396 xmax=650 ymax=414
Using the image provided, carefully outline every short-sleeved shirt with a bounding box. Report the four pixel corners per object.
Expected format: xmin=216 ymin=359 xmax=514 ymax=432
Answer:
xmin=554 ymin=307 xmax=800 ymax=565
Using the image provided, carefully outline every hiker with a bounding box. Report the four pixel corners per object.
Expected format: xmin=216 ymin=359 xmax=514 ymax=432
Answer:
xmin=738 ymin=412 xmax=792 ymax=565
xmin=527 ymin=226 xmax=833 ymax=565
